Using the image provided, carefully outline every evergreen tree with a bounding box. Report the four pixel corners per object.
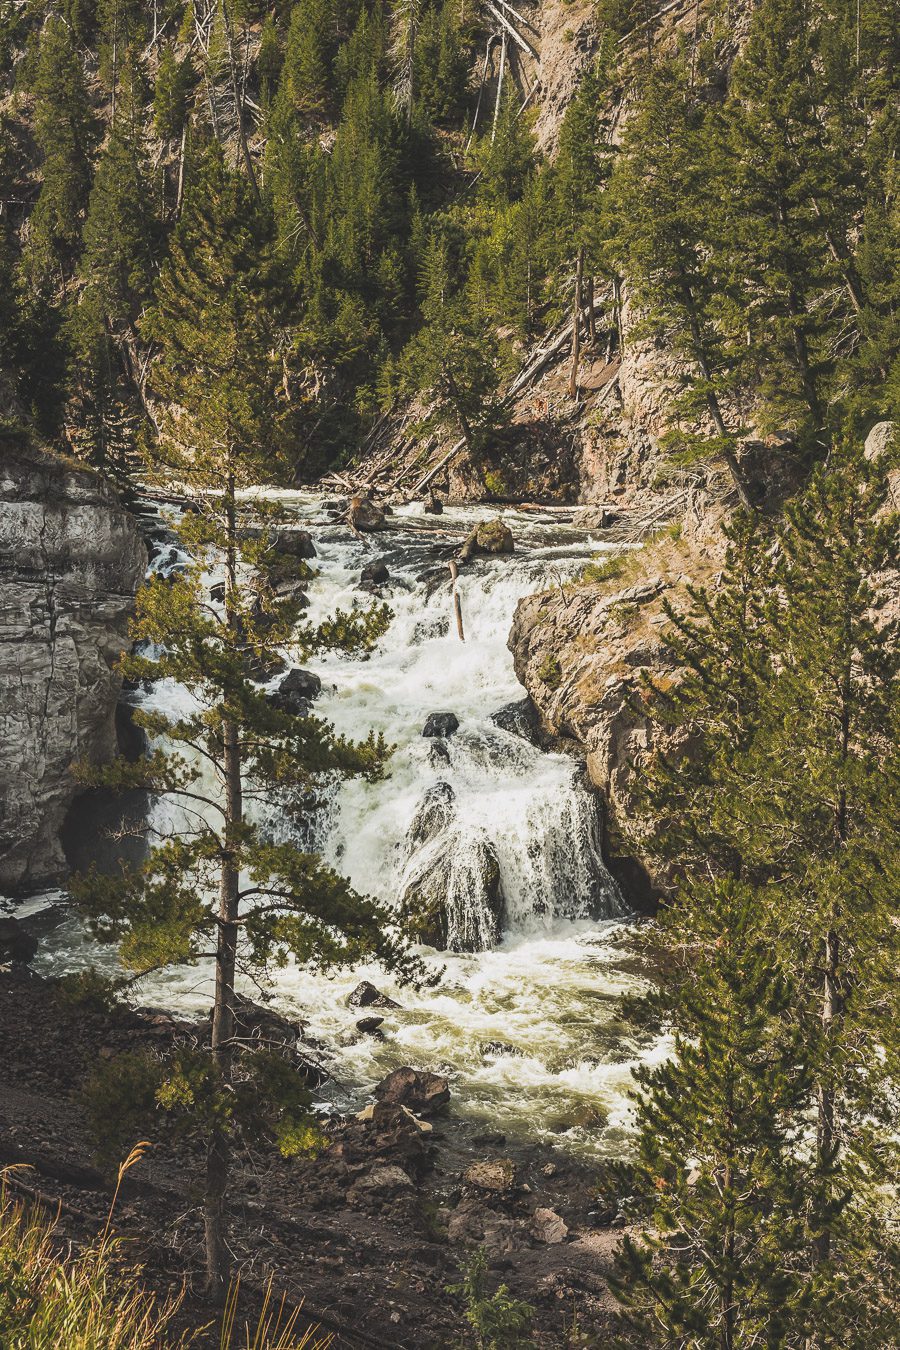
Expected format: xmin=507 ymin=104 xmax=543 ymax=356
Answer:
xmin=619 ymin=442 xmax=900 ymax=1343
xmin=606 ymin=57 xmax=755 ymax=507
xmin=74 ymin=144 xmax=427 ymax=1301
xmin=154 ymin=44 xmax=194 ymax=142
xmin=23 ymin=14 xmax=97 ymax=282
xmin=613 ymin=879 xmax=814 ymax=1349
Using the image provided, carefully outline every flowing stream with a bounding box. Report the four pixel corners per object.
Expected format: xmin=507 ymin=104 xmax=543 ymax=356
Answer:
xmin=10 ymin=496 xmax=666 ymax=1155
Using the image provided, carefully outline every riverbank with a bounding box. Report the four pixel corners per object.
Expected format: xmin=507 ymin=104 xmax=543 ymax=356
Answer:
xmin=0 ymin=967 xmax=629 ymax=1346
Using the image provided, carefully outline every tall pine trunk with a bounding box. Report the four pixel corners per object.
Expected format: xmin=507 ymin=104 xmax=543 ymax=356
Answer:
xmin=206 ymin=470 xmax=243 ymax=1303
xmin=569 ymin=245 xmax=584 ymax=401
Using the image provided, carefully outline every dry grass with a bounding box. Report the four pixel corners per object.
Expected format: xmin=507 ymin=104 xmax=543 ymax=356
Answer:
xmin=0 ymin=1161 xmax=331 ymax=1350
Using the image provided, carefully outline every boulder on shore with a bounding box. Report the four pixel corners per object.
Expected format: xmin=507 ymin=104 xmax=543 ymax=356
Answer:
xmin=373 ymin=1065 xmax=450 ymax=1116
xmin=0 ymin=917 xmax=38 ymax=965
xmin=459 ymin=518 xmax=514 ymax=561
xmin=462 ymin=1157 xmax=517 ymax=1192
xmin=422 ymin=711 xmax=459 ymax=738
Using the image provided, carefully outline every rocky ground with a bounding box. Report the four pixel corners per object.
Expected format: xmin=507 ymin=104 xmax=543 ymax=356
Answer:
xmin=0 ymin=967 xmax=630 ymax=1347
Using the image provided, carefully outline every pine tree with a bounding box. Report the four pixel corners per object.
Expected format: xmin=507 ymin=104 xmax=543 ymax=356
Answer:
xmin=23 ymin=14 xmax=97 ymax=283
xmin=606 ymin=57 xmax=755 ymax=507
xmin=73 ymin=145 xmax=428 ymax=1301
xmin=154 ymin=44 xmax=194 ymax=142
xmin=620 ymin=442 xmax=900 ymax=1342
xmin=613 ymin=878 xmax=815 ymax=1349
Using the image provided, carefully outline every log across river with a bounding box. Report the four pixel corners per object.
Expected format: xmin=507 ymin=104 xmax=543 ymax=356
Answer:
xmin=10 ymin=494 xmax=669 ymax=1156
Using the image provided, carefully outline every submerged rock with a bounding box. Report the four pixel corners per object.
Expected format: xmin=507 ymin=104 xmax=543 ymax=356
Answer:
xmin=480 ymin=1041 xmax=524 ymax=1059
xmin=459 ymin=518 xmax=514 ymax=561
xmin=355 ymin=1016 xmax=385 ymax=1035
xmin=399 ymin=829 xmax=505 ymax=951
xmin=373 ymin=1066 xmax=450 ymax=1116
xmin=407 ymin=782 xmax=455 ymax=850
xmin=422 ymin=711 xmax=459 ymax=738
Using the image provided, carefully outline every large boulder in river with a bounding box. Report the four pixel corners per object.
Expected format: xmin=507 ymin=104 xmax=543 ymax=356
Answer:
xmin=489 ymin=696 xmax=543 ymax=747
xmin=373 ymin=1065 xmax=450 ymax=1116
xmin=399 ymin=828 xmax=505 ymax=951
xmin=0 ymin=917 xmax=38 ymax=964
xmin=349 ymin=496 xmax=388 ymax=532
xmin=269 ymin=667 xmax=321 ymax=714
xmin=347 ymin=980 xmax=401 ymax=1010
xmin=459 ymin=518 xmax=514 ymax=561
xmin=422 ymin=711 xmax=459 ymax=738
xmin=361 ymin=558 xmax=390 ymax=586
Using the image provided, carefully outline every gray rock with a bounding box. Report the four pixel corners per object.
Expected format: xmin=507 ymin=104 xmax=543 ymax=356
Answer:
xmin=0 ymin=442 xmax=146 ymax=891
xmin=399 ymin=829 xmax=505 ymax=952
xmin=489 ymin=697 xmax=542 ymax=746
xmin=0 ymin=917 xmax=38 ymax=964
xmin=864 ymin=421 xmax=895 ymax=461
xmin=347 ymin=980 xmax=401 ymax=1010
xmin=530 ymin=1207 xmax=568 ymax=1244
xmin=422 ymin=711 xmax=459 ymax=738
xmin=406 ymin=782 xmax=455 ymax=851
xmin=269 ymin=667 xmax=321 ymax=714
xmin=480 ymin=1041 xmax=524 ymax=1059
xmin=373 ymin=1065 xmax=450 ymax=1116
xmin=361 ymin=559 xmax=390 ymax=585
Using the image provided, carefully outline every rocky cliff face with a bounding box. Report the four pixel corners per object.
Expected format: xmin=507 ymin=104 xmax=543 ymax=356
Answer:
xmin=509 ymin=423 xmax=899 ymax=906
xmin=0 ymin=439 xmax=145 ymax=893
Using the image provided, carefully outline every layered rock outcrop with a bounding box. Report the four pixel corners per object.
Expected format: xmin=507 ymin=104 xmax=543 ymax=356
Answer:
xmin=0 ymin=439 xmax=145 ymax=892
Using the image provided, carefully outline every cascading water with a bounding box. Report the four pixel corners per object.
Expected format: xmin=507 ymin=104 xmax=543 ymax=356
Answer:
xmin=11 ymin=495 xmax=668 ymax=1154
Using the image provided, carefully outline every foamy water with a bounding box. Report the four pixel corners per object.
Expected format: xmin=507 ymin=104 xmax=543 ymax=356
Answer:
xmin=8 ymin=495 xmax=665 ymax=1153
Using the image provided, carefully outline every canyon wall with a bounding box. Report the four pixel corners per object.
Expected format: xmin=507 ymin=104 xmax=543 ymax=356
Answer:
xmin=0 ymin=439 xmax=145 ymax=893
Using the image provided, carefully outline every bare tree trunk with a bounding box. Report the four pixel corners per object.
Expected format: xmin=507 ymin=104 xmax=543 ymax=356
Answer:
xmin=569 ymin=246 xmax=584 ymax=401
xmin=586 ymin=275 xmax=596 ymax=346
xmin=206 ymin=470 xmax=242 ymax=1304
xmin=222 ymin=2 xmax=260 ymax=201
xmin=492 ymin=28 xmax=508 ymax=144
xmin=175 ymin=124 xmax=187 ymax=217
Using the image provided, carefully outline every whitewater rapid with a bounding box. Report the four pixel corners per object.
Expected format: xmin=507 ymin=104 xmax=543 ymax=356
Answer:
xmin=11 ymin=495 xmax=667 ymax=1153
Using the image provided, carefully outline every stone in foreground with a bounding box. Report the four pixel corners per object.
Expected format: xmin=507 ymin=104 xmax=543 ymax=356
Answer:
xmin=373 ymin=1066 xmax=451 ymax=1116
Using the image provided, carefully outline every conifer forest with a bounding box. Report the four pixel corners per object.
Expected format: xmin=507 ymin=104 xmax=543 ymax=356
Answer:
xmin=0 ymin=0 xmax=898 ymax=1345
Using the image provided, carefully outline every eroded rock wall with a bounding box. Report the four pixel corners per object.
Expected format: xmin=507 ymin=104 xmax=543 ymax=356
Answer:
xmin=0 ymin=440 xmax=145 ymax=892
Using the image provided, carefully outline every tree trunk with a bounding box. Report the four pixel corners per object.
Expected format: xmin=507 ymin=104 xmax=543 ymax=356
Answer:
xmin=206 ymin=470 xmax=243 ymax=1304
xmin=586 ymin=275 xmax=596 ymax=345
xmin=445 ymin=369 xmax=474 ymax=449
xmin=569 ymin=246 xmax=584 ymax=402
xmin=814 ymin=928 xmax=839 ymax=1266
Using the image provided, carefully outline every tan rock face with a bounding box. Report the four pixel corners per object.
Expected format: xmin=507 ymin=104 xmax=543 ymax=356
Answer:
xmin=0 ymin=442 xmax=145 ymax=892
xmin=508 ymin=519 xmax=728 ymax=904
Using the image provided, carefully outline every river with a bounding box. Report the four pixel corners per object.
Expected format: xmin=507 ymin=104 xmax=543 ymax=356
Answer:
xmin=10 ymin=494 xmax=666 ymax=1156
